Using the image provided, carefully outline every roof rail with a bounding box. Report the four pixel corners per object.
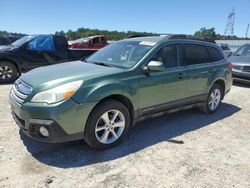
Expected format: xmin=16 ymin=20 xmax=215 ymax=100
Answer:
xmin=127 ymin=34 xmax=157 ymax=38
xmin=127 ymin=34 xmax=216 ymax=44
xmin=165 ymin=34 xmax=216 ymax=44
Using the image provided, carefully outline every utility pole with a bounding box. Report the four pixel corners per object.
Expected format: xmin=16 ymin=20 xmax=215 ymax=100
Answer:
xmin=246 ymin=24 xmax=249 ymax=38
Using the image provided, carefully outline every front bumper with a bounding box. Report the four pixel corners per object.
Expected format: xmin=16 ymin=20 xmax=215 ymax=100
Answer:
xmin=10 ymin=96 xmax=97 ymax=143
xmin=232 ymin=69 xmax=250 ymax=81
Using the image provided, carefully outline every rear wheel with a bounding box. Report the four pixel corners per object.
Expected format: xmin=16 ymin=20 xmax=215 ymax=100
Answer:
xmin=200 ymin=84 xmax=223 ymax=114
xmin=84 ymin=99 xmax=130 ymax=150
xmin=0 ymin=61 xmax=18 ymax=83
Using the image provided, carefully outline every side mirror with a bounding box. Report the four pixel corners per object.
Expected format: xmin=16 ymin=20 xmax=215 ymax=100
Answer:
xmin=147 ymin=61 xmax=165 ymax=72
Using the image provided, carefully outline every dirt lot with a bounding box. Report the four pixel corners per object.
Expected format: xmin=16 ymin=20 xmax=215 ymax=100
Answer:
xmin=0 ymin=83 xmax=249 ymax=188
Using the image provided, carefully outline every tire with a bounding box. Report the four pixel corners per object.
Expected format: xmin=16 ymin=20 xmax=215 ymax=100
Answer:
xmin=84 ymin=99 xmax=130 ymax=150
xmin=199 ymin=84 xmax=223 ymax=114
xmin=0 ymin=61 xmax=18 ymax=83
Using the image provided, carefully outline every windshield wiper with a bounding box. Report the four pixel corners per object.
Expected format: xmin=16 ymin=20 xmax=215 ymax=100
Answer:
xmin=90 ymin=61 xmax=112 ymax=67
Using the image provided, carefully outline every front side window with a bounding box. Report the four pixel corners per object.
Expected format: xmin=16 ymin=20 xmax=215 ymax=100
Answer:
xmin=182 ymin=44 xmax=210 ymax=65
xmin=150 ymin=45 xmax=178 ymax=68
xmin=86 ymin=41 xmax=153 ymax=68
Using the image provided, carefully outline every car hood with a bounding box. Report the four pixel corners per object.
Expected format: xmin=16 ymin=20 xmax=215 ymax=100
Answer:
xmin=20 ymin=61 xmax=124 ymax=90
xmin=228 ymin=55 xmax=250 ymax=66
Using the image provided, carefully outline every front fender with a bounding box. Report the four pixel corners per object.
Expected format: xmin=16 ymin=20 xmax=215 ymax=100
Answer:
xmin=0 ymin=52 xmax=21 ymax=72
xmin=73 ymin=79 xmax=138 ymax=108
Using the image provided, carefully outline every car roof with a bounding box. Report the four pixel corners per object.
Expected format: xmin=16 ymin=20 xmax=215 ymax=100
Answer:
xmin=88 ymin=35 xmax=105 ymax=39
xmin=122 ymin=35 xmax=218 ymax=48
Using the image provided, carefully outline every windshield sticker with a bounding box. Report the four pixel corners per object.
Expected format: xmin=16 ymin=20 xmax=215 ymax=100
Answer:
xmin=139 ymin=41 xmax=156 ymax=46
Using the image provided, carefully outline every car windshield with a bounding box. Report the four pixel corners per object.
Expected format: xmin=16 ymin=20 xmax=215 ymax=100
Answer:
xmin=235 ymin=45 xmax=250 ymax=56
xmin=86 ymin=41 xmax=153 ymax=68
xmin=11 ymin=36 xmax=35 ymax=47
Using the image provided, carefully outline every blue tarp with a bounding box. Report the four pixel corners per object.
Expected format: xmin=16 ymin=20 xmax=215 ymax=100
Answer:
xmin=28 ymin=35 xmax=55 ymax=51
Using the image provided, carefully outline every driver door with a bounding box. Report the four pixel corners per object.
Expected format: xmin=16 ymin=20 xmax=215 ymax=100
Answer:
xmin=138 ymin=44 xmax=187 ymax=114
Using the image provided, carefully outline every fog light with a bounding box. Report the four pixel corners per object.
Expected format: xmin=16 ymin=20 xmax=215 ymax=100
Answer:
xmin=39 ymin=126 xmax=49 ymax=138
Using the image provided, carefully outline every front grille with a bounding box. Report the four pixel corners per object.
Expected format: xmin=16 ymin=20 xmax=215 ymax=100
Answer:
xmin=243 ymin=66 xmax=250 ymax=72
xmin=233 ymin=65 xmax=243 ymax=70
xmin=10 ymin=79 xmax=32 ymax=105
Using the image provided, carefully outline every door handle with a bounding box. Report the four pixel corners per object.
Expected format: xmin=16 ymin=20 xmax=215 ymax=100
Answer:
xmin=177 ymin=72 xmax=184 ymax=79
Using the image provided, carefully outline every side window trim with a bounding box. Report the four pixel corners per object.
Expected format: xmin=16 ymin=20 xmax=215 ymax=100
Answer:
xmin=180 ymin=43 xmax=215 ymax=66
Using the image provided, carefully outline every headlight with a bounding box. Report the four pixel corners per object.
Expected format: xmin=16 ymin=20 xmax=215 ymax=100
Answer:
xmin=31 ymin=80 xmax=83 ymax=104
xmin=233 ymin=65 xmax=244 ymax=71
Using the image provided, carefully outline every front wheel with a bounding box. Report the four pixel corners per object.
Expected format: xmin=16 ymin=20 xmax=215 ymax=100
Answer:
xmin=84 ymin=99 xmax=130 ymax=150
xmin=200 ymin=84 xmax=223 ymax=114
xmin=0 ymin=61 xmax=18 ymax=83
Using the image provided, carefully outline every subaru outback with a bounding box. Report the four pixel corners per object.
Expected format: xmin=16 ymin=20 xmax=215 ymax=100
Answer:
xmin=9 ymin=35 xmax=233 ymax=150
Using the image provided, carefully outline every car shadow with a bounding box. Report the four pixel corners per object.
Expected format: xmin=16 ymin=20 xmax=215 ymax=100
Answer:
xmin=20 ymin=102 xmax=240 ymax=168
xmin=233 ymin=80 xmax=250 ymax=88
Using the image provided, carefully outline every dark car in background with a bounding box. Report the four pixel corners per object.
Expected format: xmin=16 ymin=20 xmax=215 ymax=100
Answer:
xmin=219 ymin=44 xmax=232 ymax=57
xmin=229 ymin=44 xmax=250 ymax=82
xmin=68 ymin=35 xmax=108 ymax=49
xmin=0 ymin=36 xmax=11 ymax=45
xmin=0 ymin=35 xmax=98 ymax=83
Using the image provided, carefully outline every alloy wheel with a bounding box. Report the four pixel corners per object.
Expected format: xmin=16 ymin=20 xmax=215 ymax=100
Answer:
xmin=95 ymin=109 xmax=125 ymax=144
xmin=208 ymin=88 xmax=221 ymax=111
xmin=0 ymin=65 xmax=13 ymax=80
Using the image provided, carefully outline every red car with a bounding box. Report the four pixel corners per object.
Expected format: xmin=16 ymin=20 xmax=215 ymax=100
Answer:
xmin=68 ymin=35 xmax=108 ymax=49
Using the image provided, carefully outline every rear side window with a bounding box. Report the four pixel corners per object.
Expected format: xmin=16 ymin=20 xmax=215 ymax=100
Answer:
xmin=100 ymin=37 xmax=107 ymax=43
xmin=92 ymin=37 xmax=100 ymax=44
xmin=182 ymin=44 xmax=210 ymax=65
xmin=53 ymin=36 xmax=68 ymax=51
xmin=208 ymin=47 xmax=224 ymax=62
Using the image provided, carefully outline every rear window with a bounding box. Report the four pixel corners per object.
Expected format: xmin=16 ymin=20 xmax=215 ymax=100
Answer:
xmin=208 ymin=47 xmax=224 ymax=62
xmin=182 ymin=44 xmax=210 ymax=65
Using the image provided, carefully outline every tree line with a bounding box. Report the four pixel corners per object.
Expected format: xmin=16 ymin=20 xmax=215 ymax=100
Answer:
xmin=1 ymin=27 xmax=249 ymax=40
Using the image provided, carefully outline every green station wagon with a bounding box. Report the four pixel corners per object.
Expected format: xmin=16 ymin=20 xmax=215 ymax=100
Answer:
xmin=10 ymin=35 xmax=233 ymax=149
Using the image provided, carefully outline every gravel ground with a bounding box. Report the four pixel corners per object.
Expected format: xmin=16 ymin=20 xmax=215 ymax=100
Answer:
xmin=0 ymin=83 xmax=249 ymax=188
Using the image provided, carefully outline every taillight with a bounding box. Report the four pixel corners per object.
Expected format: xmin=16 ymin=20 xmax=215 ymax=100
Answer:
xmin=227 ymin=62 xmax=233 ymax=70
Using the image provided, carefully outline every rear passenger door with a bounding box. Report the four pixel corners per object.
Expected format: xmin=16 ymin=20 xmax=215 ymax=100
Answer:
xmin=181 ymin=43 xmax=220 ymax=98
